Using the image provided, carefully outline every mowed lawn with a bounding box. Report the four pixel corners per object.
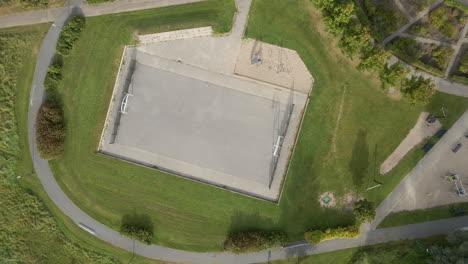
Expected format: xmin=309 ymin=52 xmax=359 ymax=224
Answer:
xmin=49 ymin=0 xmax=468 ymax=252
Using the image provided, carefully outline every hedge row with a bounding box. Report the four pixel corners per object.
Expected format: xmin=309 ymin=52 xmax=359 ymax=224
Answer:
xmin=304 ymin=225 xmax=360 ymax=244
xmin=445 ymin=0 xmax=468 ymax=14
xmin=36 ymin=101 xmax=65 ymax=160
xmin=57 ymin=16 xmax=86 ymax=56
xmin=224 ymin=231 xmax=287 ymax=253
xmin=44 ymin=61 xmax=62 ymax=91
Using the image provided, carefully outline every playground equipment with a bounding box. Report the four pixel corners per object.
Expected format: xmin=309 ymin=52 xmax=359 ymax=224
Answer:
xmin=445 ymin=173 xmax=467 ymax=196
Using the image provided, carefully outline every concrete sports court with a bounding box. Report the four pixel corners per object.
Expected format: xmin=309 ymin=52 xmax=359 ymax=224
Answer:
xmin=98 ymin=47 xmax=309 ymax=201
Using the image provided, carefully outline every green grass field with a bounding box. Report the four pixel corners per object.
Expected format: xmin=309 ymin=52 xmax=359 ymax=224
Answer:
xmin=0 ymin=24 xmax=143 ymax=264
xmin=46 ymin=0 xmax=468 ymax=252
xmin=379 ymin=202 xmax=468 ymax=229
xmin=261 ymin=236 xmax=444 ymax=264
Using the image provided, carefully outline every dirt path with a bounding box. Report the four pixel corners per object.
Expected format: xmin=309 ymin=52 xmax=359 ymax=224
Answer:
xmin=331 ymin=86 xmax=347 ymax=153
xmin=380 ymin=112 xmax=441 ymax=174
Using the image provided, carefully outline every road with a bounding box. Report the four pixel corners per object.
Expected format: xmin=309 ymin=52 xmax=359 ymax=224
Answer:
xmin=0 ymin=0 xmax=205 ymax=29
xmin=25 ymin=0 xmax=468 ymax=263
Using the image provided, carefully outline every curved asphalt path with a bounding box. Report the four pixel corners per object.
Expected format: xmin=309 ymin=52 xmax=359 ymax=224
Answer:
xmin=26 ymin=1 xmax=468 ymax=264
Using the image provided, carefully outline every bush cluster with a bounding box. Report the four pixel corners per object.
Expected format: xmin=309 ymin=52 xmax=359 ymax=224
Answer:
xmin=36 ymin=101 xmax=65 ymax=160
xmin=224 ymin=231 xmax=287 ymax=253
xmin=304 ymin=225 xmax=360 ymax=244
xmin=57 ymin=16 xmax=86 ymax=55
xmin=120 ymin=223 xmax=153 ymax=244
xmin=401 ymin=76 xmax=435 ymax=105
xmin=312 ymin=0 xmax=389 ymax=78
xmin=44 ymin=61 xmax=62 ymax=91
xmin=353 ymin=200 xmax=376 ymax=223
xmin=446 ymin=0 xmax=468 ymax=13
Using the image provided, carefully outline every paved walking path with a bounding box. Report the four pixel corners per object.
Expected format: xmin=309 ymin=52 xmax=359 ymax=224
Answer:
xmin=381 ymin=1 xmax=468 ymax=96
xmin=399 ymin=32 xmax=454 ymax=48
xmin=0 ymin=0 xmax=205 ymax=29
xmin=25 ymin=1 xmax=468 ymax=263
xmin=380 ymin=0 xmax=444 ymax=46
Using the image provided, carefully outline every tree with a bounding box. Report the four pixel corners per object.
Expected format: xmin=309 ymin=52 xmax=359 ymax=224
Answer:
xmin=353 ymin=199 xmax=376 ymax=223
xmin=379 ymin=62 xmax=408 ymax=90
xmin=400 ymin=76 xmax=435 ymax=105
xmin=428 ymin=230 xmax=468 ymax=264
xmin=313 ymin=0 xmax=355 ymax=35
xmin=338 ymin=24 xmax=371 ymax=58
xmin=358 ymin=46 xmax=389 ymax=72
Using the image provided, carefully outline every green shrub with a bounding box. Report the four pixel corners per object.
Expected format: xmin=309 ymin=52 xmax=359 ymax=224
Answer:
xmin=401 ymin=76 xmax=435 ymax=105
xmin=57 ymin=16 xmax=86 ymax=56
xmin=458 ymin=52 xmax=468 ymax=74
xmin=304 ymin=225 xmax=360 ymax=244
xmin=431 ymin=46 xmax=453 ymax=70
xmin=313 ymin=0 xmax=355 ymax=35
xmin=224 ymin=231 xmax=287 ymax=253
xmin=379 ymin=62 xmax=408 ymax=89
xmin=429 ymin=7 xmax=448 ymax=28
xmin=410 ymin=24 xmax=429 ymax=37
xmin=338 ymin=24 xmax=371 ymax=58
xmin=36 ymin=101 xmax=65 ymax=160
xmin=440 ymin=23 xmax=457 ymax=38
xmin=353 ymin=200 xmax=376 ymax=223
xmin=446 ymin=0 xmax=468 ymax=13
xmin=358 ymin=46 xmax=389 ymax=72
xmin=120 ymin=223 xmax=153 ymax=244
xmin=388 ymin=38 xmax=421 ymax=63
xmin=44 ymin=62 xmax=62 ymax=91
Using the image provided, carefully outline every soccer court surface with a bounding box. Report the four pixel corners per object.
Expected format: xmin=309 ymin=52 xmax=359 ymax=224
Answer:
xmin=99 ymin=48 xmax=308 ymax=201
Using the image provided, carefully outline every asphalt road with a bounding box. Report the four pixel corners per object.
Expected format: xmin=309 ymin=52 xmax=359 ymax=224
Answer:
xmin=0 ymin=0 xmax=205 ymax=29
xmin=25 ymin=0 xmax=468 ymax=263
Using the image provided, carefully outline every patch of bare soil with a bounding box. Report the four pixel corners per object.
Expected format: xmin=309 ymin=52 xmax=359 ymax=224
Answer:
xmin=380 ymin=112 xmax=441 ymax=174
xmin=341 ymin=192 xmax=363 ymax=210
xmin=319 ymin=192 xmax=336 ymax=208
xmin=387 ymin=86 xmax=402 ymax=100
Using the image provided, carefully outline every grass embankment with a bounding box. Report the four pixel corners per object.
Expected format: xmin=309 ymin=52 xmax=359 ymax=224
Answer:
xmin=261 ymin=236 xmax=444 ymax=264
xmin=49 ymin=0 xmax=468 ymax=252
xmin=379 ymin=202 xmax=468 ymax=228
xmin=0 ymin=24 xmax=139 ymax=264
xmin=0 ymin=0 xmax=66 ymax=15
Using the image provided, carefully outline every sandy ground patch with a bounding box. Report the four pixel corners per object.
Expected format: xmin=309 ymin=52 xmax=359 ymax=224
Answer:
xmin=380 ymin=112 xmax=441 ymax=174
xmin=234 ymin=39 xmax=313 ymax=94
xmin=319 ymin=192 xmax=336 ymax=208
xmin=340 ymin=192 xmax=363 ymax=210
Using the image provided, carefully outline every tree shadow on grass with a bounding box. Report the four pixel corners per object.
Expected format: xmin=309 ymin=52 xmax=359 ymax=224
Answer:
xmin=276 ymin=152 xmax=355 ymax=241
xmin=120 ymin=212 xmax=154 ymax=237
xmin=349 ymin=129 xmax=370 ymax=193
xmin=228 ymin=211 xmax=277 ymax=234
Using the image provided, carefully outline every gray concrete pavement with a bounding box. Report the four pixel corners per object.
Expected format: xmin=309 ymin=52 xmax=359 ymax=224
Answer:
xmin=399 ymin=32 xmax=454 ymax=48
xmin=0 ymin=0 xmax=205 ymax=29
xmin=371 ymin=110 xmax=468 ymax=229
xmin=26 ymin=0 xmax=468 ymax=263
